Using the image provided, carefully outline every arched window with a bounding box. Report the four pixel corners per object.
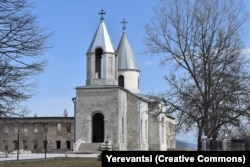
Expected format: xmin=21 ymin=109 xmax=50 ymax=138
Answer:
xmin=118 ymin=75 xmax=124 ymax=88
xmin=92 ymin=113 xmax=104 ymax=142
xmin=95 ymin=48 xmax=103 ymax=78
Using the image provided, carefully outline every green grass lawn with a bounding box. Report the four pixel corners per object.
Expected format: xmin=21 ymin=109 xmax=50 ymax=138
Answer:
xmin=0 ymin=157 xmax=101 ymax=167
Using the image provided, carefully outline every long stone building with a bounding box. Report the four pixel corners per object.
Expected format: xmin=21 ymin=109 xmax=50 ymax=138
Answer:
xmin=0 ymin=117 xmax=74 ymax=153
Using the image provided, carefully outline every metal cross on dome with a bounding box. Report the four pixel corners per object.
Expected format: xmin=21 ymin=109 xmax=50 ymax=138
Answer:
xmin=99 ymin=9 xmax=106 ymax=20
xmin=121 ymin=18 xmax=128 ymax=31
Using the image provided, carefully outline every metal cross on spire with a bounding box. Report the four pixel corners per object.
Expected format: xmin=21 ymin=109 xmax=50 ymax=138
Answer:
xmin=99 ymin=9 xmax=106 ymax=20
xmin=121 ymin=18 xmax=128 ymax=32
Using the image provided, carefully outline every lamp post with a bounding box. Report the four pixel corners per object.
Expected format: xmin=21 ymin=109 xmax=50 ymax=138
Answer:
xmin=17 ymin=129 xmax=20 ymax=161
xmin=44 ymin=130 xmax=48 ymax=159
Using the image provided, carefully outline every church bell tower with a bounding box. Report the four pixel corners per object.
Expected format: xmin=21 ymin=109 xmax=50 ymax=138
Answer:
xmin=117 ymin=19 xmax=140 ymax=93
xmin=86 ymin=10 xmax=117 ymax=86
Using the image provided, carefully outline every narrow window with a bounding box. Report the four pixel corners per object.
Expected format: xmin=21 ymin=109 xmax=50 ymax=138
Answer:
xmin=56 ymin=123 xmax=61 ymax=132
xmin=161 ymin=124 xmax=165 ymax=143
xmin=122 ymin=118 xmax=124 ymax=136
xmin=66 ymin=140 xmax=71 ymax=149
xmin=13 ymin=140 xmax=18 ymax=150
xmin=118 ymin=75 xmax=124 ymax=88
xmin=33 ymin=140 xmax=38 ymax=150
xmin=44 ymin=123 xmax=48 ymax=132
xmin=95 ymin=48 xmax=103 ymax=78
xmin=56 ymin=140 xmax=61 ymax=149
xmin=14 ymin=124 xmax=19 ymax=133
xmin=33 ymin=123 xmax=38 ymax=133
xmin=23 ymin=140 xmax=28 ymax=150
xmin=161 ymin=117 xmax=165 ymax=143
xmin=3 ymin=140 xmax=8 ymax=151
xmin=66 ymin=123 xmax=71 ymax=133
xmin=23 ymin=123 xmax=28 ymax=133
xmin=108 ymin=57 xmax=112 ymax=74
xmin=3 ymin=125 xmax=8 ymax=133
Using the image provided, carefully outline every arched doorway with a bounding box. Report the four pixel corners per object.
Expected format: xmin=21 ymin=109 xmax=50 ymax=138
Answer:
xmin=92 ymin=113 xmax=104 ymax=142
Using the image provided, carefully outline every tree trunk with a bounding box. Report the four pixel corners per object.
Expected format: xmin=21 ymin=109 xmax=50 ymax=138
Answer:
xmin=197 ymin=128 xmax=203 ymax=151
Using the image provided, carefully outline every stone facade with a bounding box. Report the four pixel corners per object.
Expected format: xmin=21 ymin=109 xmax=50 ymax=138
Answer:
xmin=74 ymin=85 xmax=176 ymax=152
xmin=73 ymin=13 xmax=176 ymax=152
xmin=0 ymin=117 xmax=74 ymax=153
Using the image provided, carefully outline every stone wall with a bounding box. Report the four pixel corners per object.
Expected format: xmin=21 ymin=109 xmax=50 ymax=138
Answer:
xmin=126 ymin=93 xmax=140 ymax=150
xmin=75 ymin=86 xmax=122 ymax=150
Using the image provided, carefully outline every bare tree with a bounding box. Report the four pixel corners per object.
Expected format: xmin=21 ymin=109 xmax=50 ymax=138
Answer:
xmin=145 ymin=0 xmax=250 ymax=150
xmin=0 ymin=0 xmax=51 ymax=117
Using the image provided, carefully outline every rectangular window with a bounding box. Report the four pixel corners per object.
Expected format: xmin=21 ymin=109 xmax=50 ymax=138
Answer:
xmin=13 ymin=140 xmax=18 ymax=150
xmin=33 ymin=140 xmax=38 ymax=150
xmin=23 ymin=140 xmax=28 ymax=150
xmin=33 ymin=124 xmax=38 ymax=133
xmin=56 ymin=123 xmax=61 ymax=132
xmin=66 ymin=123 xmax=71 ymax=133
xmin=3 ymin=125 xmax=8 ymax=133
xmin=3 ymin=140 xmax=8 ymax=151
xmin=44 ymin=123 xmax=48 ymax=133
xmin=14 ymin=124 xmax=19 ymax=133
xmin=23 ymin=123 xmax=28 ymax=133
xmin=66 ymin=140 xmax=71 ymax=149
xmin=56 ymin=140 xmax=61 ymax=149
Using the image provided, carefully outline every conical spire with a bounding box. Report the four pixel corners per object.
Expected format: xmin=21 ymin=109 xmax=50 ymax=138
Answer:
xmin=87 ymin=19 xmax=115 ymax=53
xmin=117 ymin=31 xmax=139 ymax=71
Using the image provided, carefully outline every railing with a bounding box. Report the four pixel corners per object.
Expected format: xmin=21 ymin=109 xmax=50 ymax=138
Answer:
xmin=202 ymin=138 xmax=250 ymax=151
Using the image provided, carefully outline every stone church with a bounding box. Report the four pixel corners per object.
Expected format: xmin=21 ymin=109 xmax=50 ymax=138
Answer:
xmin=73 ymin=11 xmax=175 ymax=152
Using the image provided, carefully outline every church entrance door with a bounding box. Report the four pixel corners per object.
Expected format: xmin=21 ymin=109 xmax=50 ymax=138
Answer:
xmin=92 ymin=113 xmax=104 ymax=142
